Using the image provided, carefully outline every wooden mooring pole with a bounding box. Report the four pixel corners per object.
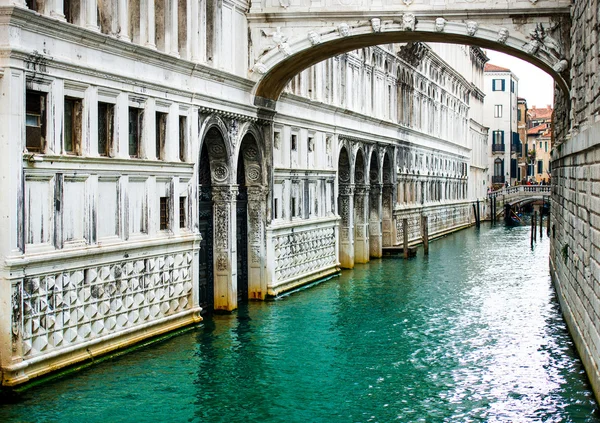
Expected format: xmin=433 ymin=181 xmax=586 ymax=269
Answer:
xmin=422 ymin=215 xmax=429 ymax=256
xmin=540 ymin=212 xmax=543 ymax=239
xmin=476 ymin=199 xmax=481 ymax=228
xmin=531 ymin=211 xmax=535 ymax=247
xmin=403 ymin=218 xmax=409 ymax=259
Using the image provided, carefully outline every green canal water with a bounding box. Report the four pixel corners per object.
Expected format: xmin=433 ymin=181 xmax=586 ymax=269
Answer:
xmin=1 ymin=223 xmax=599 ymax=422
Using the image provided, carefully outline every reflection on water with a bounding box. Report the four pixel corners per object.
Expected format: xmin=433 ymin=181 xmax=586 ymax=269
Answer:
xmin=1 ymin=223 xmax=598 ymax=422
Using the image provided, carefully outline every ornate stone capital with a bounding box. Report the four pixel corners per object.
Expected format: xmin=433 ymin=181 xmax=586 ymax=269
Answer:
xmin=212 ymin=185 xmax=238 ymax=202
xmin=354 ymin=184 xmax=370 ymax=195
xmin=247 ymin=185 xmax=268 ymax=202
xmin=339 ymin=184 xmax=355 ymax=196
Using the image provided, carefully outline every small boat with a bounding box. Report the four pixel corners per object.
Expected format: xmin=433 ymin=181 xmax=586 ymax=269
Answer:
xmin=505 ymin=210 xmax=524 ymax=226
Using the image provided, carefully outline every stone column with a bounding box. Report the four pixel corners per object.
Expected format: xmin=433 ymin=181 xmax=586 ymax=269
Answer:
xmin=141 ymin=0 xmax=157 ymax=48
xmin=190 ymin=0 xmax=200 ymax=61
xmin=212 ymin=185 xmax=237 ymax=312
xmin=382 ymin=184 xmax=394 ymax=247
xmin=46 ymin=0 xmax=65 ymax=20
xmin=354 ymin=185 xmax=370 ymax=263
xmin=166 ymin=0 xmax=179 ymax=56
xmin=369 ymin=183 xmax=382 ymax=258
xmin=247 ymin=186 xmax=267 ymax=300
xmin=338 ymin=184 xmax=354 ymax=269
xmin=117 ymin=0 xmax=130 ymax=41
xmin=84 ymin=0 xmax=99 ymax=31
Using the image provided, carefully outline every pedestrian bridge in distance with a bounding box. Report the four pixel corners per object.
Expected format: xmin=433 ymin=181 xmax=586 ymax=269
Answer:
xmin=246 ymin=0 xmax=571 ymax=109
xmin=488 ymin=185 xmax=552 ymax=218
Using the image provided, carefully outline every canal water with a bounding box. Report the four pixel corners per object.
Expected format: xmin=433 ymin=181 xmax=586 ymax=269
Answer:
xmin=1 ymin=223 xmax=599 ymax=422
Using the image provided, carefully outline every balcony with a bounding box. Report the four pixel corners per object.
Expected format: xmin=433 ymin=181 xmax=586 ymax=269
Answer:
xmin=492 ymin=175 xmax=505 ymax=184
xmin=510 ymin=143 xmax=520 ymax=154
xmin=492 ymin=143 xmax=505 ymax=153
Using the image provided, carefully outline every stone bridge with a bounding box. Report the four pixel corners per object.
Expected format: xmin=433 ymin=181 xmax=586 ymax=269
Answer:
xmin=247 ymin=0 xmax=571 ymax=109
xmin=488 ymin=185 xmax=551 ymax=218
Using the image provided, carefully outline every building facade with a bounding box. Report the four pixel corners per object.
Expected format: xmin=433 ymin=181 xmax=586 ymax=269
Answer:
xmin=526 ymin=105 xmax=553 ymax=184
xmin=483 ymin=64 xmax=519 ymax=188
xmin=0 ymin=2 xmax=487 ymax=386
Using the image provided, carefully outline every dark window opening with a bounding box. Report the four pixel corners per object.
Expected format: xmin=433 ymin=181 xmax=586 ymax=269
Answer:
xmin=98 ymin=102 xmax=114 ymax=156
xmin=64 ymin=97 xmax=82 ymax=154
xmin=26 ymin=91 xmax=47 ymax=153
xmin=155 ymin=111 xmax=167 ymax=160
xmin=274 ymin=198 xmax=279 ymax=219
xmin=291 ymin=197 xmax=296 ymax=218
xmin=291 ymin=134 xmax=297 ymax=151
xmin=160 ymin=197 xmax=169 ymax=230
xmin=128 ymin=107 xmax=143 ymax=157
xmin=179 ymin=115 xmax=186 ymax=161
xmin=179 ymin=196 xmax=186 ymax=228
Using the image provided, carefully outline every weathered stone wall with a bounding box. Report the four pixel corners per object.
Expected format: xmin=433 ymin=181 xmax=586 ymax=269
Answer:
xmin=550 ymin=0 xmax=600 ymax=402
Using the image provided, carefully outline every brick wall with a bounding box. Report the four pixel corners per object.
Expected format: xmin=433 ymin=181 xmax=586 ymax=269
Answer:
xmin=551 ymin=0 xmax=600 ymax=402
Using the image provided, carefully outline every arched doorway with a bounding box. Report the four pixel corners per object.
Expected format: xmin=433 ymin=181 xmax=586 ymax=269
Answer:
xmin=236 ymin=156 xmax=249 ymax=303
xmin=198 ymin=142 xmax=214 ymax=314
xmin=337 ymin=145 xmax=354 ymax=269
xmin=368 ymin=150 xmax=382 ymax=258
xmin=354 ymin=148 xmax=369 ymax=264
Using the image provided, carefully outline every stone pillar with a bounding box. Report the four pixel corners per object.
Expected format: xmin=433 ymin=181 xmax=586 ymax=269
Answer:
xmin=382 ymin=184 xmax=394 ymax=247
xmin=190 ymin=0 xmax=200 ymax=61
xmin=354 ymin=185 xmax=370 ymax=263
xmin=84 ymin=0 xmax=99 ymax=31
xmin=141 ymin=0 xmax=157 ymax=48
xmin=247 ymin=186 xmax=267 ymax=300
xmin=117 ymin=0 xmax=130 ymax=41
xmin=338 ymin=184 xmax=354 ymax=269
xmin=212 ymin=185 xmax=237 ymax=312
xmin=369 ymin=183 xmax=382 ymax=258
xmin=46 ymin=0 xmax=65 ymax=20
xmin=165 ymin=0 xmax=179 ymax=56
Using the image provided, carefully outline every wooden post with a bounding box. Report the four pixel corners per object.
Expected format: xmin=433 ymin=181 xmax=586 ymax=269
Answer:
xmin=422 ymin=215 xmax=429 ymax=256
xmin=533 ymin=210 xmax=537 ymax=242
xmin=493 ymin=197 xmax=497 ymax=223
xmin=531 ymin=211 xmax=535 ymax=247
xmin=472 ymin=203 xmax=477 ymax=226
xmin=476 ymin=199 xmax=481 ymax=228
xmin=540 ymin=212 xmax=543 ymax=239
xmin=403 ymin=218 xmax=409 ymax=259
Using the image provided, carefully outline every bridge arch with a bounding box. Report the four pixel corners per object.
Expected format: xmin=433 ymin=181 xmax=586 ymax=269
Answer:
xmin=251 ymin=17 xmax=569 ymax=109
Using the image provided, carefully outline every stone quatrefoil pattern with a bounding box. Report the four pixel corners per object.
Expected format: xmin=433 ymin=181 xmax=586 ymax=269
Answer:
xmin=273 ymin=226 xmax=337 ymax=282
xmin=14 ymin=253 xmax=194 ymax=359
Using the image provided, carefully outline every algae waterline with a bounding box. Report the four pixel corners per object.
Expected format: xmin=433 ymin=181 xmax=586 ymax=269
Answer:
xmin=1 ymin=223 xmax=598 ymax=422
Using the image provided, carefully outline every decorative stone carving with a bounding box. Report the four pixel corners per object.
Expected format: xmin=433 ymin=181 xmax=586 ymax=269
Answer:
xmin=403 ymin=0 xmax=413 ymax=5
xmin=553 ymin=59 xmax=569 ymax=73
xmin=308 ymin=31 xmax=321 ymax=45
xmin=252 ymin=62 xmax=267 ymax=74
xmin=466 ymin=21 xmax=479 ymax=36
xmin=246 ymin=165 xmax=261 ymax=182
xmin=371 ymin=18 xmax=381 ymax=32
xmin=216 ymin=254 xmax=228 ymax=271
xmin=15 ymin=253 xmax=194 ymax=359
xmin=497 ymin=28 xmax=509 ymax=44
xmin=212 ymin=186 xmax=237 ymax=202
xmin=229 ymin=119 xmax=238 ymax=142
xmin=529 ymin=23 xmax=563 ymax=58
xmin=279 ymin=43 xmax=292 ymax=57
xmin=212 ymin=164 xmax=229 ymax=182
xmin=402 ymin=13 xmax=416 ymax=31
xmin=339 ymin=184 xmax=354 ymax=196
xmin=209 ymin=143 xmax=226 ymax=158
xmin=435 ymin=18 xmax=446 ymax=32
xmin=338 ymin=23 xmax=350 ymax=37
xmin=355 ymin=170 xmax=365 ymax=183
xmin=243 ymin=146 xmax=258 ymax=161
xmin=214 ymin=204 xmax=230 ymax=250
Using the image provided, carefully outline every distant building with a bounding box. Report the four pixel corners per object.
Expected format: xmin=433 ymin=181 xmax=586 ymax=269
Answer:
xmin=527 ymin=105 xmax=553 ymax=183
xmin=483 ymin=63 xmax=520 ymax=187
xmin=517 ymin=98 xmax=528 ymax=182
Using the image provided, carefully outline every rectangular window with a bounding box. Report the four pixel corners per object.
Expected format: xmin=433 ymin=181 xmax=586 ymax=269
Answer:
xmin=98 ymin=102 xmax=114 ymax=156
xmin=64 ymin=98 xmax=82 ymax=154
xmin=179 ymin=196 xmax=186 ymax=228
xmin=25 ymin=91 xmax=47 ymax=153
xmin=308 ymin=136 xmax=314 ymax=152
xmin=492 ymin=130 xmax=504 ymax=145
xmin=494 ymin=104 xmax=502 ymax=118
xmin=291 ymin=197 xmax=296 ymax=218
xmin=291 ymin=134 xmax=297 ymax=151
xmin=160 ymin=197 xmax=169 ymax=230
xmin=545 ymin=141 xmax=548 ymax=153
xmin=517 ymin=108 xmax=522 ymax=121
xmin=155 ymin=112 xmax=167 ymax=160
xmin=128 ymin=107 xmax=143 ymax=157
xmin=179 ymin=116 xmax=186 ymax=162
xmin=511 ymin=80 xmax=515 ymax=93
xmin=274 ymin=198 xmax=279 ymax=219
xmin=537 ymin=160 xmax=543 ymax=174
xmin=492 ymin=79 xmax=505 ymax=91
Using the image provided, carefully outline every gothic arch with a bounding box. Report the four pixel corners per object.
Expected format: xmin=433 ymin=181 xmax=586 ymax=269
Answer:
xmin=198 ymin=115 xmax=233 ymax=185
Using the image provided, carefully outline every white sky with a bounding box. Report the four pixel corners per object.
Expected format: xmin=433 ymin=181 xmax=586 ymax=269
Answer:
xmin=485 ymin=50 xmax=554 ymax=109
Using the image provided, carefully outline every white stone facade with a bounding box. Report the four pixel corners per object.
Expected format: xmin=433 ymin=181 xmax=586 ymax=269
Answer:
xmin=0 ymin=2 xmax=487 ymax=385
